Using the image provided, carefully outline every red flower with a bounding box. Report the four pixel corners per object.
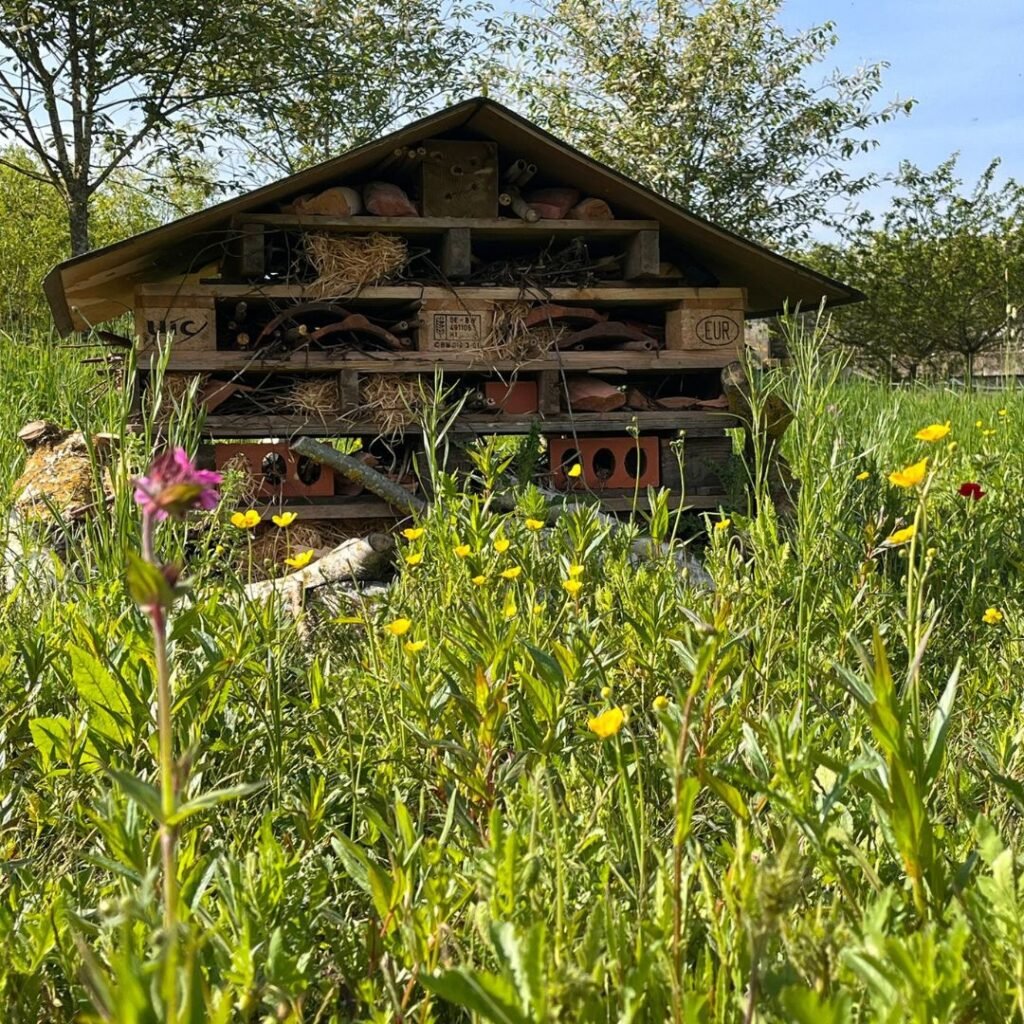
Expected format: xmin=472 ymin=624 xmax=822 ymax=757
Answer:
xmin=134 ymin=447 xmax=222 ymax=521
xmin=958 ymin=481 xmax=986 ymax=500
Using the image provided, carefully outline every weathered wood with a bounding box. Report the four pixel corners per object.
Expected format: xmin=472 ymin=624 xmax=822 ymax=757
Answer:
xmin=420 ymin=140 xmax=499 ymax=219
xmin=202 ymin=411 xmax=736 ymax=437
xmin=242 ymin=534 xmax=395 ymax=605
xmin=665 ymin=293 xmax=747 ymax=352
xmin=135 ymin=291 xmax=216 ymax=351
xmin=239 ymin=222 xmax=266 ymax=278
xmin=439 ymin=227 xmax=472 ymax=279
xmin=337 ymin=369 xmax=361 ymax=411
xmin=624 ymin=229 xmax=660 ymax=280
xmin=290 ymin=437 xmax=427 ymax=515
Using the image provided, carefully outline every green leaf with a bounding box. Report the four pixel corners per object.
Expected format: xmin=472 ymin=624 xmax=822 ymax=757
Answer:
xmin=106 ymin=767 xmax=162 ymax=822
xmin=69 ymin=645 xmax=133 ymax=745
xmin=29 ymin=716 xmax=73 ymax=772
xmin=925 ymin=661 xmax=960 ymax=785
xmin=330 ymin=834 xmax=371 ymax=894
xmin=167 ymin=782 xmax=266 ymax=825
xmin=702 ymin=772 xmax=749 ymax=821
xmin=421 ymin=968 xmax=528 ymax=1024
xmin=126 ymin=552 xmax=175 ymax=609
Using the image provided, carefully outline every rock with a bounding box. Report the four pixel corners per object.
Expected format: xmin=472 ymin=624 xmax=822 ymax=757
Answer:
xmin=12 ymin=429 xmax=112 ymax=522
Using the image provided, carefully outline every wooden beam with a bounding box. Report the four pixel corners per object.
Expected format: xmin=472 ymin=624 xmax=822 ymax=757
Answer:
xmin=624 ymin=229 xmax=660 ymax=280
xmin=439 ymin=227 xmax=472 ymax=279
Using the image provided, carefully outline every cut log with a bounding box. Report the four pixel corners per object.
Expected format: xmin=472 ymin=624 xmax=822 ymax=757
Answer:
xmin=569 ymin=197 xmax=614 ymax=220
xmin=364 ymin=182 xmax=419 ymax=217
xmin=290 ymin=437 xmax=427 ymax=516
xmin=566 ymin=377 xmax=625 ymax=412
xmin=243 ymin=533 xmax=395 ymax=604
xmin=288 ymin=186 xmax=362 ymax=217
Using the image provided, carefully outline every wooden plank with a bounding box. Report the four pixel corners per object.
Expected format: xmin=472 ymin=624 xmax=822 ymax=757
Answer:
xmin=439 ymin=227 xmax=472 ymax=278
xmin=623 ymin=229 xmax=660 ymax=280
xmin=134 ymin=291 xmax=216 ymax=351
xmin=141 ymin=282 xmax=744 ymax=305
xmin=202 ymin=412 xmax=738 ymax=437
xmin=337 ymin=369 xmax=360 ymax=411
xmin=234 ymin=213 xmax=661 ymax=238
xmin=163 ymin=349 xmax=740 ymax=373
xmin=537 ymin=370 xmax=561 ymax=414
xmin=239 ymin=222 xmax=265 ymax=278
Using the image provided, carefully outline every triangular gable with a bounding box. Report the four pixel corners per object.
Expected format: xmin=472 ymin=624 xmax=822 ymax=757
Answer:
xmin=44 ymin=97 xmax=862 ymax=333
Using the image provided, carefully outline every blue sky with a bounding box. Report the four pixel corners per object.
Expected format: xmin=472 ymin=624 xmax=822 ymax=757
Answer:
xmin=779 ymin=0 xmax=1024 ymax=188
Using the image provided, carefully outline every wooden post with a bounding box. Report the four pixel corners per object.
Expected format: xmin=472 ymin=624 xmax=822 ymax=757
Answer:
xmin=239 ymin=222 xmax=266 ymax=279
xmin=537 ymin=370 xmax=561 ymax=414
xmin=624 ymin=229 xmax=659 ymax=279
xmin=337 ymin=369 xmax=361 ymax=412
xmin=440 ymin=227 xmax=472 ymax=279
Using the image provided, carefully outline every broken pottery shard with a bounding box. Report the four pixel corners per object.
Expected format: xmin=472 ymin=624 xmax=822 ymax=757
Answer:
xmin=566 ymin=377 xmax=626 ymax=412
xmin=525 ymin=187 xmax=581 ymax=220
xmin=569 ymin=197 xmax=614 ymax=220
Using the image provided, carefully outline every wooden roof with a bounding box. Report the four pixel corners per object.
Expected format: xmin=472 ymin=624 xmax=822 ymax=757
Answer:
xmin=44 ymin=97 xmax=863 ymax=334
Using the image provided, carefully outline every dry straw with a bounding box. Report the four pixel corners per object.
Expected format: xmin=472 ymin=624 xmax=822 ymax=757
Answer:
xmin=488 ymin=302 xmax=562 ymax=360
xmin=288 ymin=378 xmax=342 ymax=420
xmin=354 ymin=375 xmax=433 ymax=435
xmin=305 ymin=232 xmax=408 ymax=295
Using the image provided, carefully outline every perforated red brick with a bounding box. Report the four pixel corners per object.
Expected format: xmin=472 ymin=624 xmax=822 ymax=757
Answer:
xmin=484 ymin=380 xmax=539 ymax=414
xmin=548 ymin=436 xmax=660 ymax=490
xmin=214 ymin=443 xmax=335 ymax=498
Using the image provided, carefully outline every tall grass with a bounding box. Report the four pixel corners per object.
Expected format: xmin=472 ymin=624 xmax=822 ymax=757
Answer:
xmin=1 ymin=321 xmax=1023 ymax=1022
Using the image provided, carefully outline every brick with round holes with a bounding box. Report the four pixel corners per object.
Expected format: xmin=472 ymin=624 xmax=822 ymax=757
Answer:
xmin=548 ymin=436 xmax=660 ymax=490
xmin=214 ymin=443 xmax=335 ymax=498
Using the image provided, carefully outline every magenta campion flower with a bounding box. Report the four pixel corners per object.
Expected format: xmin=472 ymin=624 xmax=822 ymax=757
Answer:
xmin=134 ymin=447 xmax=222 ymax=521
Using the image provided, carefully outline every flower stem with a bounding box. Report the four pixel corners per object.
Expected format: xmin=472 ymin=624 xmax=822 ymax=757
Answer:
xmin=142 ymin=511 xmax=179 ymax=1024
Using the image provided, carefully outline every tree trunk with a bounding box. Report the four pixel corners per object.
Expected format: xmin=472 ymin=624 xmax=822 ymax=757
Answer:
xmin=67 ymin=190 xmax=92 ymax=256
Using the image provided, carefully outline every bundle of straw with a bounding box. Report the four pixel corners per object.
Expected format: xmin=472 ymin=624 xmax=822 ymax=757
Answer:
xmin=305 ymin=232 xmax=408 ymax=295
xmin=288 ymin=378 xmax=342 ymax=420
xmin=488 ymin=302 xmax=563 ymax=359
xmin=355 ymin=375 xmax=433 ymax=435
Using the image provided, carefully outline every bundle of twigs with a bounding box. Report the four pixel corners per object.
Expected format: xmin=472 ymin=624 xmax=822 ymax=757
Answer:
xmin=353 ymin=375 xmax=433 ymax=435
xmin=305 ymin=232 xmax=408 ymax=295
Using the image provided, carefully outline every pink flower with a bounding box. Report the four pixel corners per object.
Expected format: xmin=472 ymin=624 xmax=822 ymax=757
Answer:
xmin=134 ymin=448 xmax=221 ymax=521
xmin=958 ymin=481 xmax=986 ymax=501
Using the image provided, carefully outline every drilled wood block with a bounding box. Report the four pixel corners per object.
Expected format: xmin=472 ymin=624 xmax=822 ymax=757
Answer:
xmin=420 ymin=140 xmax=498 ymax=218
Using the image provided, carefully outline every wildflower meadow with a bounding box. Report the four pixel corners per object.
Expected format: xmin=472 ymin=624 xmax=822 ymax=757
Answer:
xmin=2 ymin=317 xmax=1024 ymax=1022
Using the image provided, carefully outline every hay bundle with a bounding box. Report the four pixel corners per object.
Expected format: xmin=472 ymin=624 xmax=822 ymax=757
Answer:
xmin=305 ymin=232 xmax=408 ymax=294
xmin=488 ymin=302 xmax=562 ymax=359
xmin=287 ymin=378 xmax=341 ymax=419
xmin=247 ymin=523 xmax=327 ymax=580
xmin=162 ymin=373 xmax=210 ymax=406
xmin=355 ymin=375 xmax=433 ymax=435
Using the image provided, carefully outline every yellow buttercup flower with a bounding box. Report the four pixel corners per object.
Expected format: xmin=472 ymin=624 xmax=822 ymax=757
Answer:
xmin=405 ymin=551 xmax=424 ymax=566
xmin=587 ymin=707 xmax=624 ymax=739
xmin=653 ymin=695 xmax=670 ymax=711
xmin=272 ymin=511 xmax=297 ymax=528
xmin=982 ymin=607 xmax=1003 ymax=625
xmin=471 ymin=574 xmax=487 ymax=586
xmin=231 ymin=509 xmax=261 ymax=529
xmin=404 ymin=640 xmax=427 ymax=654
xmin=600 ymin=685 xmax=612 ymax=699
xmin=525 ymin=518 xmax=544 ymax=531
xmin=284 ymin=549 xmax=314 ymax=569
xmin=714 ymin=518 xmax=731 ymax=532
xmin=494 ymin=537 xmax=510 ymax=553
xmin=453 ymin=543 xmax=471 ymax=558
xmin=856 ymin=471 xmax=870 ymax=481
xmin=532 ymin=604 xmax=545 ymax=615
xmin=885 ymin=524 xmax=917 ymax=546
xmin=503 ymin=599 xmax=517 ymax=619
xmin=567 ymin=564 xmax=584 ymax=577
xmin=915 ymin=422 xmax=950 ymax=442
xmin=998 ymin=408 xmax=1008 ymax=417
xmin=500 ymin=566 xmax=522 ymax=580
xmin=567 ymin=464 xmax=582 ymax=478
xmin=975 ymin=419 xmax=984 ymax=428
xmin=563 ymin=578 xmax=583 ymax=596
xmin=384 ymin=618 xmax=412 ymax=637
xmin=982 ymin=428 xmax=997 ymax=438
xmin=888 ymin=458 xmax=928 ymax=488
xmin=402 ymin=527 xmax=425 ymax=541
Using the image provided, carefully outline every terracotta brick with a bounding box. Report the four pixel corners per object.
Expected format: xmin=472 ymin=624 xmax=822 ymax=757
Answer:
xmin=214 ymin=443 xmax=335 ymax=498
xmin=549 ymin=436 xmax=660 ymax=490
xmin=484 ymin=380 xmax=538 ymax=414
